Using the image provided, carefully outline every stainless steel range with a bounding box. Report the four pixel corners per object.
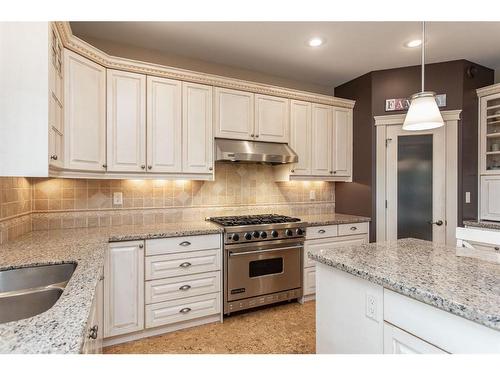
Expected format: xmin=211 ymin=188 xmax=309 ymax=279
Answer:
xmin=207 ymin=214 xmax=306 ymax=314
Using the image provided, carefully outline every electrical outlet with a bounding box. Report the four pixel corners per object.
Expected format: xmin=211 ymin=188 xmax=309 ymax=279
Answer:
xmin=113 ymin=192 xmax=123 ymax=206
xmin=309 ymin=190 xmax=316 ymax=200
xmin=366 ymin=293 xmax=378 ymax=321
xmin=465 ymin=192 xmax=471 ymax=204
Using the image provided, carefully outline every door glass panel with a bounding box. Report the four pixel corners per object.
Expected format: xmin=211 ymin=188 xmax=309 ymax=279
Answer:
xmin=397 ymin=135 xmax=433 ymax=240
xmin=249 ymin=258 xmax=283 ymax=278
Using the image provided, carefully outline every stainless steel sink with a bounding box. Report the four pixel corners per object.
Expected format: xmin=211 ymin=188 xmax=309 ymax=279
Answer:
xmin=0 ymin=263 xmax=76 ymax=324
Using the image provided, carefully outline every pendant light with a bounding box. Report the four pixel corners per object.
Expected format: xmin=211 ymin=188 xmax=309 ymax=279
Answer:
xmin=402 ymin=22 xmax=444 ymax=131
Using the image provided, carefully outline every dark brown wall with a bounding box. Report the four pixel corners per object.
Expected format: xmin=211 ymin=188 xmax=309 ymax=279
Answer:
xmin=334 ymin=59 xmax=494 ymax=241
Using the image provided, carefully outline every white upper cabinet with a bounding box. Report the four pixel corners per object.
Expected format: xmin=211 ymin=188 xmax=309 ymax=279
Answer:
xmin=290 ymin=100 xmax=311 ymax=175
xmin=311 ymin=103 xmax=332 ymax=176
xmin=332 ymin=107 xmax=353 ymax=177
xmin=255 ymin=94 xmax=289 ymax=143
xmin=182 ymin=82 xmax=214 ymax=174
xmin=146 ymin=76 xmax=182 ymax=173
xmin=107 ymin=70 xmax=146 ymax=173
xmin=64 ymin=50 xmax=106 ymax=171
xmin=214 ymin=88 xmax=254 ymax=140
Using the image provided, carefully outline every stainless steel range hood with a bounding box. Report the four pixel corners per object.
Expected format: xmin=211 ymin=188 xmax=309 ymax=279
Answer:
xmin=215 ymin=138 xmax=298 ymax=164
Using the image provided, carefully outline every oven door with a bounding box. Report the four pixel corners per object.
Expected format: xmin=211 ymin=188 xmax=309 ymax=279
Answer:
xmin=226 ymin=242 xmax=302 ymax=301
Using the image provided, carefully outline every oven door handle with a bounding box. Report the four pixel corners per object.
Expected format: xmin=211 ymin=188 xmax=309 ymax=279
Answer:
xmin=228 ymin=245 xmax=302 ymax=257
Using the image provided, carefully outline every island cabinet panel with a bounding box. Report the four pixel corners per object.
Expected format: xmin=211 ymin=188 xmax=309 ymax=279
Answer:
xmin=104 ymin=241 xmax=145 ymax=338
xmin=106 ymin=70 xmax=147 ymax=173
xmin=316 ymin=263 xmax=384 ymax=354
xmin=383 ymin=323 xmax=447 ymax=354
xmin=64 ymin=49 xmax=106 ymax=172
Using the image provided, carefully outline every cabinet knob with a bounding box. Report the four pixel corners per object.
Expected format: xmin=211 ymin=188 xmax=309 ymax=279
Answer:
xmin=138 ymin=243 xmax=144 ymax=249
xmin=102 ymin=164 xmax=107 ymax=168
xmin=179 ymin=307 xmax=191 ymax=314
xmin=148 ymin=165 xmax=152 ymax=170
xmin=291 ymin=169 xmax=295 ymax=173
xmin=250 ymin=134 xmax=255 ymax=138
xmin=179 ymin=262 xmax=192 ymax=268
xmin=255 ymin=134 xmax=259 ymax=138
xmin=329 ymin=171 xmax=333 ymax=174
xmin=179 ymin=241 xmax=191 ymax=247
xmin=333 ymin=171 xmax=337 ymax=174
xmin=209 ymin=167 xmax=213 ymax=171
xmin=141 ymin=165 xmax=146 ymax=169
xmin=179 ymin=285 xmax=191 ymax=291
xmin=350 ymin=226 xmax=357 ymax=231
xmin=50 ymin=155 xmax=58 ymax=160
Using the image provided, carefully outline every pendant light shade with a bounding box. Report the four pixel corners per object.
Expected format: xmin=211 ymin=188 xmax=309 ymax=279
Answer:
xmin=402 ymin=91 xmax=444 ymax=130
xmin=402 ymin=22 xmax=444 ymax=131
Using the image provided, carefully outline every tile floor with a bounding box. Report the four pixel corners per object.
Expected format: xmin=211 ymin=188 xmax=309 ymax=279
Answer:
xmin=104 ymin=301 xmax=315 ymax=354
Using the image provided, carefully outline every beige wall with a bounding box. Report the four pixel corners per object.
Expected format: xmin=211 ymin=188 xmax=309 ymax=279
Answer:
xmin=78 ymin=35 xmax=333 ymax=96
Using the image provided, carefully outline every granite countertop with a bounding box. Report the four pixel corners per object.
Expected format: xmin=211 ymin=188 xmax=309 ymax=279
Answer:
xmin=0 ymin=221 xmax=222 ymax=353
xmin=308 ymin=238 xmax=500 ymax=331
xmin=463 ymin=220 xmax=500 ymax=231
xmin=300 ymin=213 xmax=371 ymax=226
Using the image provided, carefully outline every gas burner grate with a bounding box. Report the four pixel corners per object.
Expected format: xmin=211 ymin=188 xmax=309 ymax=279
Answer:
xmin=207 ymin=214 xmax=301 ymax=226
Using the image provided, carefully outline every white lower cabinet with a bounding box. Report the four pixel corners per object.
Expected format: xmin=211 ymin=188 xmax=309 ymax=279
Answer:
xmin=383 ymin=323 xmax=446 ymax=354
xmin=104 ymin=241 xmax=144 ymax=338
xmin=480 ymin=175 xmax=500 ymax=221
xmin=104 ymin=234 xmax=222 ymax=346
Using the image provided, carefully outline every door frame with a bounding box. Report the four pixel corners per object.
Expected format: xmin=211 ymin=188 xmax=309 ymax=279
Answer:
xmin=375 ymin=110 xmax=461 ymax=245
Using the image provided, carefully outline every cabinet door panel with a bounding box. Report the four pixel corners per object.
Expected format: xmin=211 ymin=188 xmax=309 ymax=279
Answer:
xmin=480 ymin=175 xmax=500 ymax=221
xmin=311 ymin=104 xmax=332 ymax=175
xmin=107 ymin=70 xmax=146 ymax=172
xmin=104 ymin=241 xmax=144 ymax=338
xmin=332 ymin=108 xmax=352 ymax=177
xmin=64 ymin=50 xmax=106 ymax=171
xmin=214 ymin=88 xmax=253 ymax=140
xmin=182 ymin=82 xmax=213 ymax=174
xmin=383 ymin=323 xmax=447 ymax=354
xmin=146 ymin=76 xmax=182 ymax=173
xmin=255 ymin=94 xmax=289 ymax=143
xmin=290 ymin=100 xmax=311 ymax=175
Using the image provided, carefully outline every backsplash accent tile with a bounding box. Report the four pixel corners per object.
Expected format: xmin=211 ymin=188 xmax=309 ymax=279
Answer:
xmin=0 ymin=177 xmax=32 ymax=244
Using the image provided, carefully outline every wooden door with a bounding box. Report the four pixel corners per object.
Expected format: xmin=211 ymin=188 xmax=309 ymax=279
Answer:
xmin=290 ymin=100 xmax=311 ymax=175
xmin=332 ymin=107 xmax=352 ymax=177
xmin=214 ymin=87 xmax=254 ymax=140
xmin=182 ymin=82 xmax=214 ymax=174
xmin=104 ymin=241 xmax=145 ymax=338
xmin=254 ymin=94 xmax=289 ymax=143
xmin=106 ymin=70 xmax=146 ymax=172
xmin=146 ymin=76 xmax=182 ymax=173
xmin=64 ymin=50 xmax=106 ymax=171
xmin=311 ymin=103 xmax=332 ymax=176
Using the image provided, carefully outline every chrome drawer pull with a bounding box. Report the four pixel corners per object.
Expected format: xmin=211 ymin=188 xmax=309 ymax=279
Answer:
xmin=179 ymin=262 xmax=192 ymax=268
xmin=350 ymin=226 xmax=357 ymax=231
xmin=179 ymin=307 xmax=191 ymax=314
xmin=318 ymin=229 xmax=326 ymax=234
xmin=179 ymin=241 xmax=191 ymax=247
xmin=179 ymin=284 xmax=191 ymax=291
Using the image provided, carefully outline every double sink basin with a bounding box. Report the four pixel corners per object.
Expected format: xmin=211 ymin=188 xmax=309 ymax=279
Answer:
xmin=0 ymin=263 xmax=76 ymax=324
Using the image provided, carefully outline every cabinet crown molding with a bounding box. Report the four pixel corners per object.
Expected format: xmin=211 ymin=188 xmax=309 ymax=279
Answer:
xmin=54 ymin=21 xmax=355 ymax=109
xmin=477 ymin=83 xmax=500 ymax=98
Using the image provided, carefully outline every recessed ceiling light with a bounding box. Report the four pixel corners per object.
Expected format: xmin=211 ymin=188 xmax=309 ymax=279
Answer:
xmin=308 ymin=37 xmax=324 ymax=47
xmin=405 ymin=39 xmax=422 ymax=48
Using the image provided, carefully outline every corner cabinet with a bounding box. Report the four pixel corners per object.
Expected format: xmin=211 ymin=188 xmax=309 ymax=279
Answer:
xmin=478 ymin=85 xmax=500 ymax=221
xmin=182 ymin=82 xmax=214 ymax=174
xmin=104 ymin=241 xmax=145 ymax=338
xmin=276 ymin=101 xmax=353 ymax=181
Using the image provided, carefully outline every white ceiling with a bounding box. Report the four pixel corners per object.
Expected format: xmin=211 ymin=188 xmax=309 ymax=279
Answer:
xmin=70 ymin=22 xmax=500 ymax=87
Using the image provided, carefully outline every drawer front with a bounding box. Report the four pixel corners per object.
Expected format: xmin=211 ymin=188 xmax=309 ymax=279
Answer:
xmin=306 ymin=225 xmax=338 ymax=240
xmin=146 ymin=234 xmax=221 ymax=256
xmin=303 ymin=267 xmax=316 ymax=295
xmin=145 ymin=271 xmax=221 ymax=304
xmin=338 ymin=222 xmax=369 ymax=236
xmin=304 ymin=234 xmax=368 ymax=267
xmin=145 ymin=249 xmax=221 ymax=280
xmin=145 ymin=292 xmax=221 ymax=328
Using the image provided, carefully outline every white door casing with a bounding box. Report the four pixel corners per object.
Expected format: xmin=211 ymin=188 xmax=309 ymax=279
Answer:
xmin=106 ymin=69 xmax=146 ymax=172
xmin=375 ymin=110 xmax=460 ymax=245
xmin=146 ymin=76 xmax=182 ymax=173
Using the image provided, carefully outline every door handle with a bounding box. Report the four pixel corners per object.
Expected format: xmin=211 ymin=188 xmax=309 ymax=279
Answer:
xmin=179 ymin=262 xmax=192 ymax=268
xmin=179 ymin=241 xmax=191 ymax=247
xmin=229 ymin=245 xmax=303 ymax=257
xmin=428 ymin=220 xmax=444 ymax=226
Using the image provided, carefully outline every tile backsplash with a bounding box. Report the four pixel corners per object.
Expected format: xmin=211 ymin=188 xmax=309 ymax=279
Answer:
xmin=1 ymin=163 xmax=335 ymax=242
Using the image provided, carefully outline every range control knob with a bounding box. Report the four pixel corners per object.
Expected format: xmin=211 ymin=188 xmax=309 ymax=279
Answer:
xmin=260 ymin=231 xmax=268 ymax=239
xmin=230 ymin=233 xmax=239 ymax=241
xmin=252 ymin=231 xmax=260 ymax=239
xmin=296 ymin=228 xmax=304 ymax=236
xmin=285 ymin=229 xmax=293 ymax=236
xmin=271 ymin=230 xmax=279 ymax=238
xmin=244 ymin=232 xmax=252 ymax=241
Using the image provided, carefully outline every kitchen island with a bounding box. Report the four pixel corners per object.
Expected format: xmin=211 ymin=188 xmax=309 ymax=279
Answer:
xmin=308 ymin=238 xmax=500 ymax=354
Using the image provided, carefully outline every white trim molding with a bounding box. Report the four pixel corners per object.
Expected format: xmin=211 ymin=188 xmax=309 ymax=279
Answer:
xmin=54 ymin=22 xmax=354 ymax=109
xmin=375 ymin=110 xmax=461 ymax=246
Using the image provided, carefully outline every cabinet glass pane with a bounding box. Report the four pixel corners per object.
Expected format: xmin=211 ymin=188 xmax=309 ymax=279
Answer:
xmin=397 ymin=135 xmax=433 ymax=241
